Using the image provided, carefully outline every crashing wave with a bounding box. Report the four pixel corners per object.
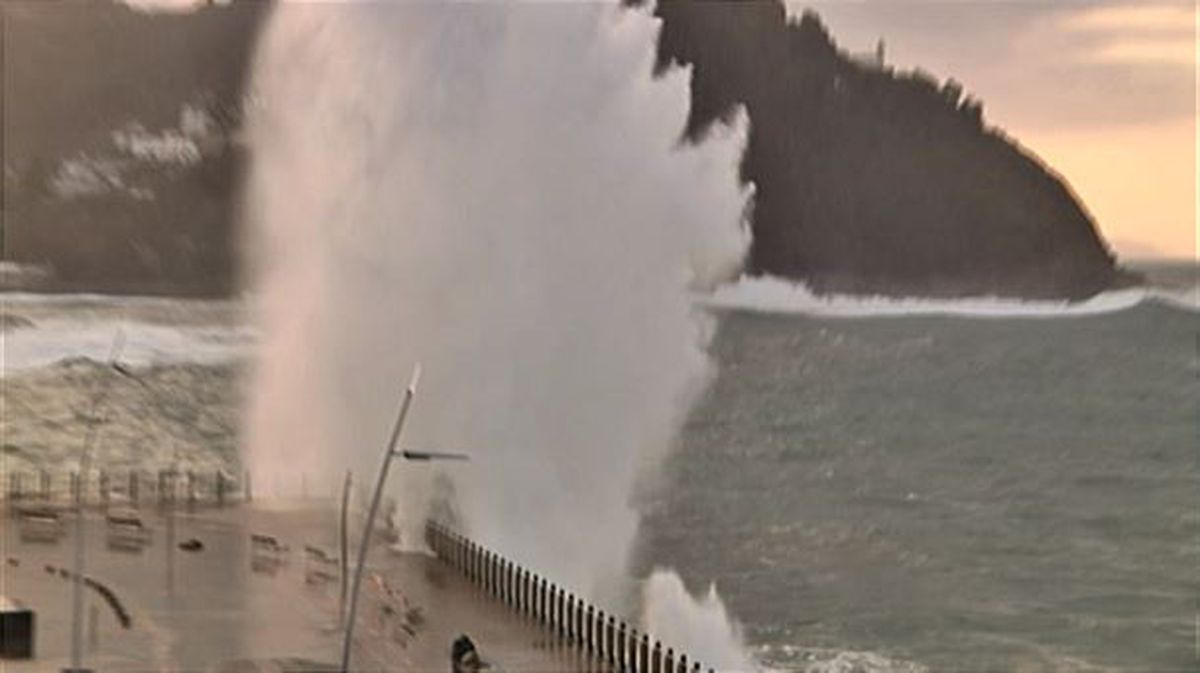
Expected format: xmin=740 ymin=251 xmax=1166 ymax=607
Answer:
xmin=1 ymin=319 xmax=254 ymax=375
xmin=641 ymin=569 xmax=758 ymax=672
xmin=698 ymin=275 xmax=1197 ymax=319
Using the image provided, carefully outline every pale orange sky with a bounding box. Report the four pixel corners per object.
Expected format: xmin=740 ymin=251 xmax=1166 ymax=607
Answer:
xmin=795 ymin=1 xmax=1198 ymax=261
xmin=1022 ymin=117 xmax=1195 ymax=260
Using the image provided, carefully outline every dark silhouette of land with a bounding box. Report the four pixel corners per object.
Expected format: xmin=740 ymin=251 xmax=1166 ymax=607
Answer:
xmin=635 ymin=0 xmax=1138 ymax=299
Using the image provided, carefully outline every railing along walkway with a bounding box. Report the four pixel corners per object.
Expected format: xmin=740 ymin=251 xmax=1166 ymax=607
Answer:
xmin=427 ymin=522 xmax=716 ymax=673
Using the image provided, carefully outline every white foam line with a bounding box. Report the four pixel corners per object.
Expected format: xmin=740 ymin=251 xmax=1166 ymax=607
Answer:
xmin=697 ymin=276 xmax=1197 ymax=319
xmin=1 ymin=319 xmax=255 ymax=375
xmin=0 ymin=291 xmax=238 ymax=307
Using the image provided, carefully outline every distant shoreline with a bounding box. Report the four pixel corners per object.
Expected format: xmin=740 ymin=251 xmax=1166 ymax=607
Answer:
xmin=1124 ymin=256 xmax=1199 ymax=266
xmin=0 ymin=258 xmax=1191 ymax=304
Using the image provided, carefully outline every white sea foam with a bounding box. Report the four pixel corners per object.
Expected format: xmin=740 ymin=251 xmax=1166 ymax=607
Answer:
xmin=1150 ymin=285 xmax=1200 ymax=312
xmin=0 ymin=292 xmax=202 ymax=306
xmin=0 ymin=318 xmax=253 ymax=375
xmin=641 ymin=570 xmax=759 ymax=672
xmin=243 ymin=2 xmax=767 ymax=667
xmin=700 ymin=275 xmax=1197 ymax=319
xmin=755 ymin=643 xmax=928 ymax=673
xmin=245 ymin=0 xmax=748 ymax=610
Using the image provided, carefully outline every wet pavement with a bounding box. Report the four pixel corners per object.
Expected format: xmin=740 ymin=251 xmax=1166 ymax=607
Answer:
xmin=0 ymin=501 xmax=608 ymax=672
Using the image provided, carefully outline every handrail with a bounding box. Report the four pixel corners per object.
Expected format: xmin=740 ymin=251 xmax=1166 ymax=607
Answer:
xmin=1 ymin=468 xmax=250 ymax=508
xmin=426 ymin=521 xmax=713 ymax=673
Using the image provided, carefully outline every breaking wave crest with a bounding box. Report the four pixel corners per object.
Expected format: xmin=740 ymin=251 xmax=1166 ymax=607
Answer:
xmin=1 ymin=320 xmax=253 ymax=375
xmin=0 ymin=293 xmax=253 ymax=375
xmin=640 ymin=570 xmax=929 ymax=673
xmin=641 ymin=570 xmax=758 ymax=671
xmin=700 ymin=275 xmax=1198 ymax=319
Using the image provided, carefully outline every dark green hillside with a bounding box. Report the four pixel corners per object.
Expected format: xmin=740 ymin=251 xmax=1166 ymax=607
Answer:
xmin=638 ymin=0 xmax=1136 ymax=299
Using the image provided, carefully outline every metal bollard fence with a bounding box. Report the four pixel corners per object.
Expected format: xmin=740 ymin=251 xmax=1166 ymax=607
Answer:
xmin=540 ymin=578 xmax=549 ymax=625
xmin=423 ymin=522 xmax=714 ymax=673
xmin=606 ymin=615 xmax=616 ymax=665
xmin=528 ymin=574 xmax=536 ymax=620
xmin=556 ymin=588 xmax=566 ymax=639
xmin=617 ymin=622 xmax=628 ymax=672
xmin=468 ymin=542 xmax=477 ymax=583
xmin=465 ymin=541 xmax=473 ymax=582
xmin=501 ymin=560 xmax=510 ymax=605
xmin=518 ymin=569 xmax=527 ymax=616
xmin=475 ymin=544 xmax=483 ymax=585
xmin=514 ymin=565 xmax=521 ymax=611
xmin=525 ymin=571 xmax=533 ymax=618
xmin=4 ymin=468 xmax=257 ymax=508
xmin=524 ymin=571 xmax=532 ymax=618
xmin=629 ymin=628 xmax=641 ymax=673
xmin=576 ymin=598 xmax=586 ymax=647
xmin=516 ymin=569 xmax=524 ymax=615
xmin=566 ymin=595 xmax=576 ymax=642
xmin=584 ymin=605 xmax=593 ymax=653
xmin=506 ymin=560 xmax=515 ymax=605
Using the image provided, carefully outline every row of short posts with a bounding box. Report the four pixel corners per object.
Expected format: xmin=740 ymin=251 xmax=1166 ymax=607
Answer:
xmin=426 ymin=522 xmax=714 ymax=673
xmin=4 ymin=469 xmax=252 ymax=507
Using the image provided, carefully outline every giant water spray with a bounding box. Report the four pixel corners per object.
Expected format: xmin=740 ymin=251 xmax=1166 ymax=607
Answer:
xmin=244 ymin=2 xmax=749 ymax=656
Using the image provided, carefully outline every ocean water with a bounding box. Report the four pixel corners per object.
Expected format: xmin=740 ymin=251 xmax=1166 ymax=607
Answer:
xmin=0 ymin=293 xmax=249 ymax=473
xmin=637 ymin=271 xmax=1199 ymax=671
xmin=3 ymin=263 xmax=1196 ymax=671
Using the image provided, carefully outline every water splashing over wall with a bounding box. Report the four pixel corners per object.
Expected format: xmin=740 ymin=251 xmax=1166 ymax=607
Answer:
xmin=243 ymin=0 xmax=747 ymax=618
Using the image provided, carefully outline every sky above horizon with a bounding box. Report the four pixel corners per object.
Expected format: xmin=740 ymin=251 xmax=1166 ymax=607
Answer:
xmin=790 ymin=0 xmax=1197 ymax=261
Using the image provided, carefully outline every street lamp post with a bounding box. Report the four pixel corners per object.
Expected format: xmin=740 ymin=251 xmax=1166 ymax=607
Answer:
xmin=63 ymin=334 xmax=125 ymax=673
xmin=338 ymin=366 xmax=469 ymax=672
xmin=338 ymin=469 xmax=352 ymax=629
xmin=338 ymin=366 xmax=421 ymax=673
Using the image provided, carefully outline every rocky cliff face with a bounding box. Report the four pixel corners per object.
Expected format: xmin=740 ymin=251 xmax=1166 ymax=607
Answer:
xmin=639 ymin=0 xmax=1136 ymax=299
xmin=2 ymin=0 xmax=266 ymax=296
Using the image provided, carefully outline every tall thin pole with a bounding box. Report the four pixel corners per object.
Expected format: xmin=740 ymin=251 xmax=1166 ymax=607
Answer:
xmin=1 ymin=1 xmax=7 ymax=260
xmin=339 ymin=365 xmax=420 ymax=673
xmin=68 ymin=333 xmax=125 ymax=673
xmin=338 ymin=469 xmax=352 ymax=628
xmin=165 ymin=447 xmax=179 ymax=598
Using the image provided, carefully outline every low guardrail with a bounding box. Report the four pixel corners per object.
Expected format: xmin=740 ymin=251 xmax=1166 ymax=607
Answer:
xmin=427 ymin=521 xmax=717 ymax=673
xmin=1 ymin=468 xmax=250 ymax=509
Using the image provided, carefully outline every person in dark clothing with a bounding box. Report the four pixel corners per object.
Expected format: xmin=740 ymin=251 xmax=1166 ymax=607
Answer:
xmin=451 ymin=634 xmax=483 ymax=673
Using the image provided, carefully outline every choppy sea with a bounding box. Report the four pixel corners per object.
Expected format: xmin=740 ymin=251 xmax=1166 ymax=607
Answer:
xmin=639 ymin=262 xmax=1199 ymax=672
xmin=2 ymin=261 xmax=1196 ymax=671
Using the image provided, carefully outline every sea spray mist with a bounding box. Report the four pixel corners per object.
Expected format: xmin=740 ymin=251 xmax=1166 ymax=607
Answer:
xmin=244 ymin=1 xmax=755 ymax=665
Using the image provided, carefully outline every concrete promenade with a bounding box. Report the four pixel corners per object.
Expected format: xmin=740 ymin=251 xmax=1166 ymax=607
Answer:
xmin=0 ymin=502 xmax=609 ymax=672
